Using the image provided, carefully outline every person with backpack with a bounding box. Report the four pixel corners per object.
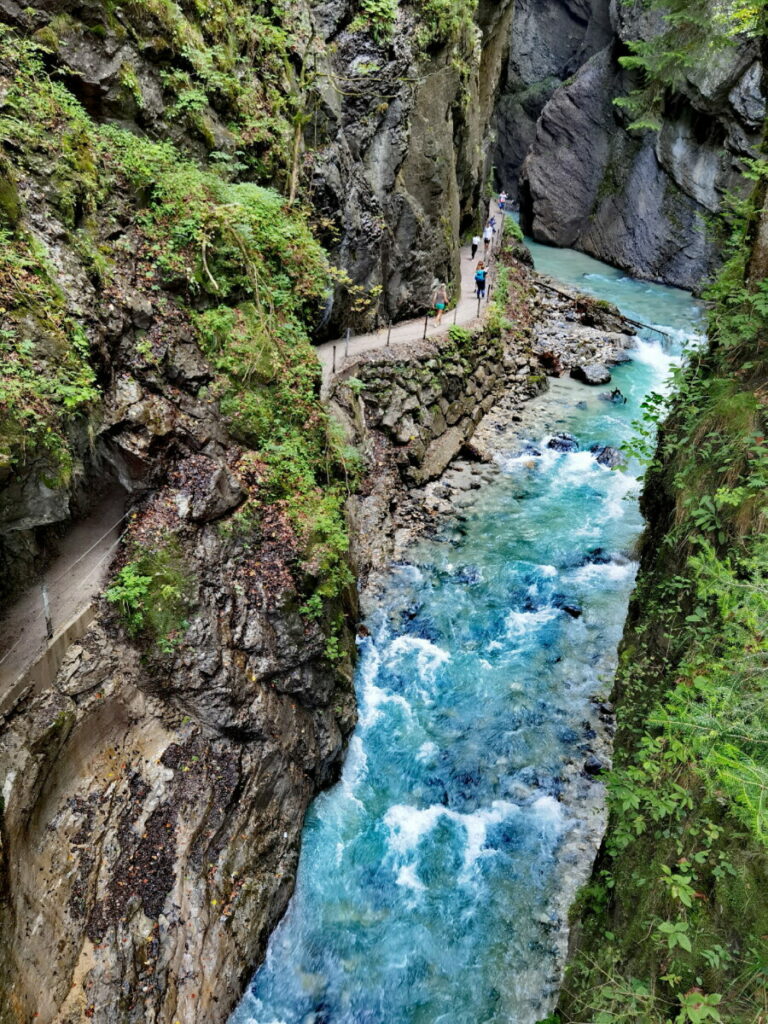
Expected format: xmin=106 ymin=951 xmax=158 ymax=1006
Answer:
xmin=475 ymin=261 xmax=487 ymax=299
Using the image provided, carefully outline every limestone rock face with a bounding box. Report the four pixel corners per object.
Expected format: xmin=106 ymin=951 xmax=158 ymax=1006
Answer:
xmin=0 ymin=563 xmax=356 ymax=1023
xmin=493 ymin=0 xmax=613 ymax=203
xmin=310 ymin=0 xmax=516 ymax=332
xmin=496 ymin=0 xmax=762 ymax=291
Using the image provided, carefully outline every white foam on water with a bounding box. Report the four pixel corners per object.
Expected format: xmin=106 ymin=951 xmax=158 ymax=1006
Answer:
xmin=359 ymin=681 xmax=414 ymax=728
xmin=531 ymin=794 xmax=566 ymax=828
xmin=505 ymin=606 xmax=559 ymax=640
xmin=338 ymin=735 xmax=368 ymax=808
xmin=568 ymin=560 xmax=637 ymax=585
xmin=556 ymin=449 xmax=601 ymax=483
xmin=395 ymin=864 xmax=426 ymax=892
xmin=416 ymin=741 xmax=439 ymax=762
xmin=602 ymin=467 xmax=639 ymax=521
xmin=540 ymin=565 xmax=558 ymax=578
xmin=496 ymin=445 xmax=558 ymax=475
xmin=384 ymin=800 xmax=523 ymax=882
xmin=384 ymin=803 xmax=446 ymax=854
xmin=387 ymin=635 xmax=452 ymax=684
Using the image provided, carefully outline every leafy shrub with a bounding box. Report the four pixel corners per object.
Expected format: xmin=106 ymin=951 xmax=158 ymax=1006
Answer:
xmin=414 ymin=0 xmax=477 ymax=49
xmin=505 ymin=217 xmax=524 ymax=242
xmin=353 ymin=0 xmax=399 ymax=43
xmin=106 ymin=542 xmax=194 ymax=652
xmin=447 ymin=325 xmax=472 ymax=345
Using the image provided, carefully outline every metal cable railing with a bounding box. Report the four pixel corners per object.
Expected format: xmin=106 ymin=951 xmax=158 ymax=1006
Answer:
xmin=0 ymin=511 xmax=131 ymax=690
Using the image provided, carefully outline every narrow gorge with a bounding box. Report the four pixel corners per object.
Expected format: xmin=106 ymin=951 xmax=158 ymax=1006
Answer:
xmin=0 ymin=2 xmax=766 ymax=1024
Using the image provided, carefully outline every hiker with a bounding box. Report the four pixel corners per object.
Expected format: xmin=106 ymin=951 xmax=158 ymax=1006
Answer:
xmin=475 ymin=261 xmax=487 ymax=300
xmin=433 ymin=282 xmax=448 ymax=326
xmin=489 ymin=215 xmax=497 ymax=234
xmin=483 ymin=222 xmax=493 ymax=255
xmin=498 ymin=190 xmax=507 ymax=211
xmin=471 ymin=233 xmax=480 ymax=260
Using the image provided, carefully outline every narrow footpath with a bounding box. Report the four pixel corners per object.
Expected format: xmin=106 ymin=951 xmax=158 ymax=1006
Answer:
xmin=0 ymin=489 xmax=127 ymax=709
xmin=317 ymin=210 xmax=503 ymax=381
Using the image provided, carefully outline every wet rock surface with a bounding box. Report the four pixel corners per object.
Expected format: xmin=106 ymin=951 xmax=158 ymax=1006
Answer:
xmin=571 ymin=364 xmax=612 ymax=386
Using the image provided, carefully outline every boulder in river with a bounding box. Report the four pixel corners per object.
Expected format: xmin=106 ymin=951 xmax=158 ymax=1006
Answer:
xmin=589 ymin=444 xmax=622 ymax=468
xmin=562 ymin=604 xmax=583 ymax=619
xmin=570 ymin=364 xmax=612 ymax=386
xmin=547 ymin=433 xmax=579 ymax=453
xmin=584 ymin=755 xmax=606 ymax=776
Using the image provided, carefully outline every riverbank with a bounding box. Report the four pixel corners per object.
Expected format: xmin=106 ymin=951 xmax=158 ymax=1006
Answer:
xmin=330 ymin=246 xmax=638 ymax=580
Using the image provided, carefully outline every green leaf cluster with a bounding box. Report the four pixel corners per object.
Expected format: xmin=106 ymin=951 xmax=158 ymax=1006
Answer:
xmin=105 ymin=541 xmax=194 ymax=653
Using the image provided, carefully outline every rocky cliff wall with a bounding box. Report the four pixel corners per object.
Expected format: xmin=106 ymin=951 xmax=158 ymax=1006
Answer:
xmin=493 ymin=0 xmax=613 ymax=203
xmin=309 ymin=0 xmax=515 ymax=331
xmin=555 ymin=97 xmax=768 ymax=1024
xmin=494 ymin=0 xmax=764 ymax=292
xmin=0 ymin=0 xmax=517 ymax=598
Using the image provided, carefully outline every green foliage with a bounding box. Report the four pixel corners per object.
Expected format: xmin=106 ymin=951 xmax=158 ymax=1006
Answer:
xmin=353 ymin=0 xmax=399 ymax=43
xmin=116 ymin=0 xmax=313 ymax=183
xmin=0 ymin=23 xmax=357 ymax=612
xmin=0 ymin=224 xmax=99 ymax=476
xmin=616 ymin=0 xmax=768 ymax=130
xmin=413 ymin=0 xmax=479 ymax=50
xmin=447 ymin=325 xmax=472 ymax=346
xmin=106 ymin=542 xmax=194 ymax=652
xmin=505 ymin=217 xmax=524 ymax=243
xmin=561 ymin=66 xmax=768 ymax=1021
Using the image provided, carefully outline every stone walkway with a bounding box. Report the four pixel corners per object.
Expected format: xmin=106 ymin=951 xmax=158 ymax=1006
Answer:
xmin=317 ymin=207 xmax=505 ymax=381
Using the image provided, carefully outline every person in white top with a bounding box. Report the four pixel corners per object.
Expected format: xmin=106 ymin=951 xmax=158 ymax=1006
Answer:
xmin=471 ymin=234 xmax=480 ymax=259
xmin=483 ymin=223 xmax=493 ymax=255
xmin=498 ymin=190 xmax=508 ymax=211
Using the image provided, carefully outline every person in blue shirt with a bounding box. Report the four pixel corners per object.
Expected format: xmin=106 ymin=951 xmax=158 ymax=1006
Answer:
xmin=475 ymin=261 xmax=487 ymax=299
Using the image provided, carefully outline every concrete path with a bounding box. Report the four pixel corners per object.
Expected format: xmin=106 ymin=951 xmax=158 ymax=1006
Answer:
xmin=0 ymin=488 xmax=127 ymax=700
xmin=317 ymin=207 xmax=504 ymax=382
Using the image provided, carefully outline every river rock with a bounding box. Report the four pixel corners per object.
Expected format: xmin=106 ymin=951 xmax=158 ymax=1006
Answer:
xmin=584 ymin=754 xmax=606 ymax=776
xmin=571 ymin=364 xmax=612 ymax=386
xmin=547 ymin=433 xmax=579 ymax=453
xmin=562 ymin=604 xmax=583 ymax=619
xmin=589 ymin=444 xmax=622 ymax=468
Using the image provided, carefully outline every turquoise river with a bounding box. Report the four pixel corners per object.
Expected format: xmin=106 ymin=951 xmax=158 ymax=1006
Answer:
xmin=232 ymin=241 xmax=704 ymax=1024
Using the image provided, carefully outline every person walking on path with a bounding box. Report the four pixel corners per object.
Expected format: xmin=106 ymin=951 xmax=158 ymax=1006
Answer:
xmin=498 ymin=190 xmax=507 ymax=212
xmin=471 ymin=233 xmax=480 ymax=260
xmin=475 ymin=261 xmax=487 ymax=300
xmin=483 ymin=222 xmax=493 ymax=256
xmin=432 ymin=282 xmax=448 ymax=326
